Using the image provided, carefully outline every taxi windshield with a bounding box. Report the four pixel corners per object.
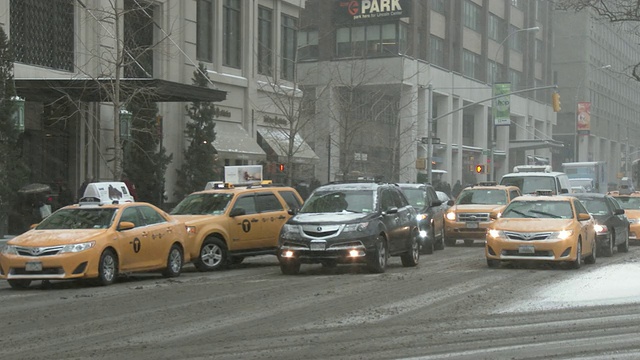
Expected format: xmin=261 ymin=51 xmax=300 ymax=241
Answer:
xmin=171 ymin=193 xmax=234 ymax=215
xmin=401 ymin=188 xmax=426 ymax=207
xmin=502 ymin=200 xmax=574 ymax=219
xmin=501 ymin=176 xmax=556 ymax=194
xmin=614 ymin=196 xmax=640 ymax=210
xmin=301 ymin=190 xmax=375 ymax=213
xmin=36 ymin=208 xmax=117 ymax=229
xmin=456 ymin=189 xmax=507 ymax=205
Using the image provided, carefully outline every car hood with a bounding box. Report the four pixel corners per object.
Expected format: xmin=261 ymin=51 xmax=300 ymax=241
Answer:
xmin=290 ymin=212 xmax=373 ymax=224
xmin=493 ymin=218 xmax=576 ymax=231
xmin=7 ymin=229 xmax=108 ymax=246
xmin=451 ymin=204 xmax=506 ymax=212
xmin=624 ymin=209 xmax=640 ymax=219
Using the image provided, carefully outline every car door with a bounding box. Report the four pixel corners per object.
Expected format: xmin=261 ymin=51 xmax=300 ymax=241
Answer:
xmin=227 ymin=193 xmax=263 ymax=250
xmin=606 ymin=196 xmax=629 ymax=245
xmin=116 ymin=206 xmax=156 ymax=271
xmin=254 ymin=191 xmax=287 ymax=247
xmin=137 ymin=205 xmax=172 ymax=268
xmin=426 ymin=187 xmax=444 ymax=238
xmin=392 ymin=187 xmax=416 ymax=250
xmin=379 ymin=188 xmax=402 ymax=252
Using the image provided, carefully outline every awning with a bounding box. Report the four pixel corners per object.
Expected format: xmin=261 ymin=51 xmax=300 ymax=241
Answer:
xmin=214 ymin=121 xmax=266 ymax=160
xmin=508 ymin=139 xmax=565 ymax=151
xmin=257 ymin=127 xmax=319 ymax=163
xmin=14 ymin=78 xmax=227 ymax=103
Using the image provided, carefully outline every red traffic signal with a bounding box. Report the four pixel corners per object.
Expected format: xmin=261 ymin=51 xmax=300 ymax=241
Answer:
xmin=278 ymin=163 xmax=285 ymax=172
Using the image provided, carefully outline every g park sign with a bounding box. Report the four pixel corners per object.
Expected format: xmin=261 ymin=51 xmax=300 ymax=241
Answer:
xmin=493 ymin=83 xmax=511 ymax=126
xmin=335 ymin=0 xmax=411 ymax=23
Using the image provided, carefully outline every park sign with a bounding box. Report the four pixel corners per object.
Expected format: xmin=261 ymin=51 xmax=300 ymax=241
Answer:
xmin=334 ymin=0 xmax=411 ymax=24
xmin=493 ymin=83 xmax=511 ymax=126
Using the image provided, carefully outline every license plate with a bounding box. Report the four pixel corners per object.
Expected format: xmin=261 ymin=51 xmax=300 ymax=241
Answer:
xmin=518 ymin=246 xmax=535 ymax=254
xmin=25 ymin=261 xmax=42 ymax=271
xmin=310 ymin=242 xmax=326 ymax=251
xmin=466 ymin=222 xmax=479 ymax=229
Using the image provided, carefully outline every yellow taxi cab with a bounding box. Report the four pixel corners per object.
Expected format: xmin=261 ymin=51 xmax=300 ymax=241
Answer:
xmin=608 ymin=190 xmax=640 ymax=241
xmin=444 ymin=182 xmax=521 ymax=246
xmin=0 ymin=182 xmax=189 ymax=289
xmin=485 ymin=190 xmax=597 ymax=269
xmin=170 ymin=181 xmax=303 ymax=271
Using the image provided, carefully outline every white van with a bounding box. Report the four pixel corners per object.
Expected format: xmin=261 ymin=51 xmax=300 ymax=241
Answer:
xmin=499 ymin=169 xmax=571 ymax=195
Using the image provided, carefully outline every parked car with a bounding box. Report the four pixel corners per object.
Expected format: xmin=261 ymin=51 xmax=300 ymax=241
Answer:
xmin=170 ymin=182 xmax=303 ymax=271
xmin=571 ymin=193 xmax=629 ymax=257
xmin=278 ymin=182 xmax=420 ymax=274
xmin=485 ymin=190 xmax=597 ymax=269
xmin=398 ymin=183 xmax=444 ymax=254
xmin=0 ymin=182 xmax=188 ymax=289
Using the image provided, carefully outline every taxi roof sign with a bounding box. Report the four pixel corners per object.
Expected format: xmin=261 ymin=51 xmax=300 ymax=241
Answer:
xmin=205 ymin=181 xmax=234 ymax=190
xmin=80 ymin=182 xmax=134 ymax=205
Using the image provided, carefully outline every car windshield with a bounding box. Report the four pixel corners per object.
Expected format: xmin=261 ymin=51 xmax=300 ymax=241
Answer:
xmin=300 ymin=190 xmax=375 ymax=213
xmin=502 ymin=200 xmax=574 ymax=219
xmin=579 ymin=198 xmax=610 ymax=215
xmin=401 ymin=188 xmax=425 ymax=207
xmin=501 ymin=176 xmax=557 ymax=194
xmin=36 ymin=208 xmax=117 ymax=229
xmin=171 ymin=193 xmax=234 ymax=215
xmin=614 ymin=196 xmax=640 ymax=210
xmin=456 ymin=189 xmax=507 ymax=205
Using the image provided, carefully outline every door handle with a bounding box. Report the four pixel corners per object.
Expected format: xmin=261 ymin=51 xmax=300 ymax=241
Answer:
xmin=166 ymin=227 xmax=173 ymax=233
xmin=141 ymin=231 xmax=149 ymax=237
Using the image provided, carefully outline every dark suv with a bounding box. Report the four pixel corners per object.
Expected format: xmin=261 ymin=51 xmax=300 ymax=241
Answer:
xmin=277 ymin=182 xmax=420 ymax=274
xmin=398 ymin=183 xmax=444 ymax=254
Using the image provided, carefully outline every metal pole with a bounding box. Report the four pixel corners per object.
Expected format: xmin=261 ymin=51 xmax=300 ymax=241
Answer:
xmin=426 ymin=84 xmax=433 ymax=184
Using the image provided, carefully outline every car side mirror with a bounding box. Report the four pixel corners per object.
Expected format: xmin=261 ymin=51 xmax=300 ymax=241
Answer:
xmin=489 ymin=211 xmax=500 ymax=220
xmin=560 ymin=188 xmax=569 ymax=194
xmin=287 ymin=208 xmax=297 ymax=216
xmin=577 ymin=213 xmax=591 ymax=221
xmin=118 ymin=221 xmax=135 ymax=231
xmin=614 ymin=208 xmax=625 ymax=215
xmin=384 ymin=206 xmax=399 ymax=215
xmin=447 ymin=199 xmax=454 ymax=206
xmin=431 ymin=200 xmax=442 ymax=207
xmin=229 ymin=208 xmax=246 ymax=217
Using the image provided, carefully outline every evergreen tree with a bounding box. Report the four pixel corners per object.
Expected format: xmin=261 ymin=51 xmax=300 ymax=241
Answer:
xmin=174 ymin=63 xmax=221 ymax=199
xmin=0 ymin=27 xmax=29 ymax=235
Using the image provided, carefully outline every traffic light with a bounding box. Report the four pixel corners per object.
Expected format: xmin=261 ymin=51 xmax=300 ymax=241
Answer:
xmin=552 ymin=92 xmax=561 ymax=112
xmin=475 ymin=164 xmax=485 ymax=174
xmin=278 ymin=163 xmax=285 ymax=172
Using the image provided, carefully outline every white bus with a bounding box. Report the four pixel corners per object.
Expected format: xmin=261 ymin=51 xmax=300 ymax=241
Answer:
xmin=561 ymin=162 xmax=608 ymax=193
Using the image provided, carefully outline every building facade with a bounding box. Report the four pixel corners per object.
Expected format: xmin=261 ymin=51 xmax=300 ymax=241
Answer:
xmin=298 ymin=0 xmax=559 ymax=186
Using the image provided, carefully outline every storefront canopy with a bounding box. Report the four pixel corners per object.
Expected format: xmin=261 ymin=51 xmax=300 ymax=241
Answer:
xmin=257 ymin=127 xmax=319 ymax=163
xmin=213 ymin=121 xmax=266 ymax=161
xmin=14 ymin=78 xmax=227 ymax=103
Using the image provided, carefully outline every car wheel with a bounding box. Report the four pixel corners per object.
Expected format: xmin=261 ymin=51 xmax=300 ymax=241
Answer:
xmin=229 ymin=256 xmax=245 ymax=265
xmin=96 ymin=249 xmax=118 ymax=286
xmin=618 ymin=229 xmax=630 ymax=253
xmin=162 ymin=244 xmax=183 ymax=278
xmin=434 ymin=226 xmax=445 ymax=251
xmin=570 ymin=239 xmax=582 ymax=269
xmin=464 ymin=239 xmax=474 ymax=246
xmin=585 ymin=239 xmax=596 ymax=264
xmin=401 ymin=230 xmax=420 ymax=267
xmin=367 ymin=235 xmax=388 ymax=274
xmin=601 ymin=232 xmax=614 ymax=257
xmin=487 ymin=259 xmax=500 ymax=268
xmin=8 ymin=279 xmax=31 ymax=289
xmin=280 ymin=260 xmax=301 ymax=275
xmin=195 ymin=237 xmax=227 ymax=271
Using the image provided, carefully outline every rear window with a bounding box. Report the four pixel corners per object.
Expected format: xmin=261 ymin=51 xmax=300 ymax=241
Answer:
xmin=501 ymin=176 xmax=557 ymax=195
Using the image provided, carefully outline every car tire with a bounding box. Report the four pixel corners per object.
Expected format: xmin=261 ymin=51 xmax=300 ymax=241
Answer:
xmin=570 ymin=240 xmax=582 ymax=269
xmin=585 ymin=239 xmax=596 ymax=264
xmin=8 ymin=279 xmax=31 ymax=289
xmin=420 ymin=237 xmax=434 ymax=255
xmin=367 ymin=235 xmax=388 ymax=274
xmin=401 ymin=230 xmax=420 ymax=267
xmin=601 ymin=232 xmax=614 ymax=257
xmin=464 ymin=239 xmax=474 ymax=246
xmin=487 ymin=259 xmax=500 ymax=268
xmin=96 ymin=248 xmax=118 ymax=286
xmin=195 ymin=237 xmax=227 ymax=271
xmin=618 ymin=229 xmax=630 ymax=253
xmin=162 ymin=244 xmax=183 ymax=278
xmin=434 ymin=226 xmax=445 ymax=251
xmin=280 ymin=260 xmax=301 ymax=275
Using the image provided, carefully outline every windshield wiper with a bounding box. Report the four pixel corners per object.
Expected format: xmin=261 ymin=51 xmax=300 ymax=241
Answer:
xmin=506 ymin=209 xmax=534 ymax=218
xmin=529 ymin=209 xmax=562 ymax=218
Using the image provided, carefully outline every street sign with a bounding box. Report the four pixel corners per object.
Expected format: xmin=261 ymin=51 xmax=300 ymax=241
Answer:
xmin=432 ymin=137 xmax=440 ymax=144
xmin=420 ymin=137 xmax=440 ymax=144
xmin=482 ymin=149 xmax=491 ymax=156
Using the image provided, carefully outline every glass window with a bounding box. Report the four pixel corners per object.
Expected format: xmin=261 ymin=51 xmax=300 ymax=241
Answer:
xmin=535 ymin=39 xmax=544 ymax=61
xmin=233 ymin=195 xmax=257 ymax=215
xmin=123 ymin=0 xmax=155 ymax=78
xmin=298 ymin=29 xmax=318 ymax=61
xmin=197 ymin=0 xmax=213 ymax=62
xmin=336 ymin=27 xmax=351 ymax=57
xmin=463 ymin=49 xmax=479 ymax=79
xmin=382 ymin=23 xmax=398 ymax=55
xmin=488 ymin=13 xmax=503 ymax=41
xmin=255 ymin=192 xmax=283 ymax=213
xmin=352 ymin=26 xmax=366 ymax=57
xmin=120 ymin=207 xmax=142 ymax=227
xmin=366 ymin=26 xmax=381 ymax=55
xmin=463 ymin=0 xmax=480 ymax=31
xmin=281 ymin=14 xmax=297 ymax=81
xmin=138 ymin=206 xmax=166 ymax=225
xmin=36 ymin=208 xmax=116 ymax=230
xmin=508 ymin=25 xmax=524 ymax=52
xmin=258 ymin=6 xmax=273 ymax=75
xmin=10 ymin=0 xmax=75 ymax=71
xmin=279 ymin=190 xmax=302 ymax=210
xmin=223 ymin=0 xmax=241 ymax=68
xmin=170 ymin=193 xmax=233 ymax=215
xmin=431 ymin=0 xmax=446 ymax=14
xmin=509 ymin=69 xmax=522 ymax=91
xmin=429 ymin=35 xmax=445 ymax=67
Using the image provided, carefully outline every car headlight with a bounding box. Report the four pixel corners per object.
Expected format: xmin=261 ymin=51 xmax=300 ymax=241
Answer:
xmin=416 ymin=214 xmax=428 ymax=221
xmin=446 ymin=212 xmax=456 ymax=221
xmin=629 ymin=218 xmax=640 ymax=224
xmin=343 ymin=222 xmax=370 ymax=232
xmin=1 ymin=245 xmax=17 ymax=255
xmin=60 ymin=241 xmax=96 ymax=253
xmin=594 ymin=224 xmax=608 ymax=234
xmin=280 ymin=224 xmax=301 ymax=239
xmin=488 ymin=229 xmax=506 ymax=239
xmin=552 ymin=230 xmax=574 ymax=240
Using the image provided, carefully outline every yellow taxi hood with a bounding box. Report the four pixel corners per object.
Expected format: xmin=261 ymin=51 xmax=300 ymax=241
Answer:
xmin=624 ymin=209 xmax=640 ymax=218
xmin=493 ymin=218 xmax=575 ymax=232
xmin=452 ymin=204 xmax=506 ymax=212
xmin=171 ymin=214 xmax=223 ymax=224
xmin=8 ymin=229 xmax=108 ymax=246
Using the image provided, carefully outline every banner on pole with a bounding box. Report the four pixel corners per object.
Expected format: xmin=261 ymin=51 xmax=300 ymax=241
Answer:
xmin=493 ymin=83 xmax=511 ymax=126
xmin=577 ymin=102 xmax=591 ymax=135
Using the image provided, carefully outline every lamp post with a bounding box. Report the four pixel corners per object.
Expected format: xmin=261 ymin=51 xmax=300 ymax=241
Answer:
xmin=489 ymin=26 xmax=539 ymax=181
xmin=574 ymin=64 xmax=611 ymax=162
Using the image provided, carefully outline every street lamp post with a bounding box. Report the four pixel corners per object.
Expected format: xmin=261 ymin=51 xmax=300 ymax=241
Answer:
xmin=489 ymin=26 xmax=539 ymax=181
xmin=574 ymin=64 xmax=611 ymax=162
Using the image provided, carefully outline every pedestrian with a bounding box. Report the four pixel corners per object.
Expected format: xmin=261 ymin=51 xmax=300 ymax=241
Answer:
xmin=121 ymin=173 xmax=138 ymax=201
xmin=77 ymin=177 xmax=94 ymax=201
xmin=452 ymin=180 xmax=462 ymax=198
